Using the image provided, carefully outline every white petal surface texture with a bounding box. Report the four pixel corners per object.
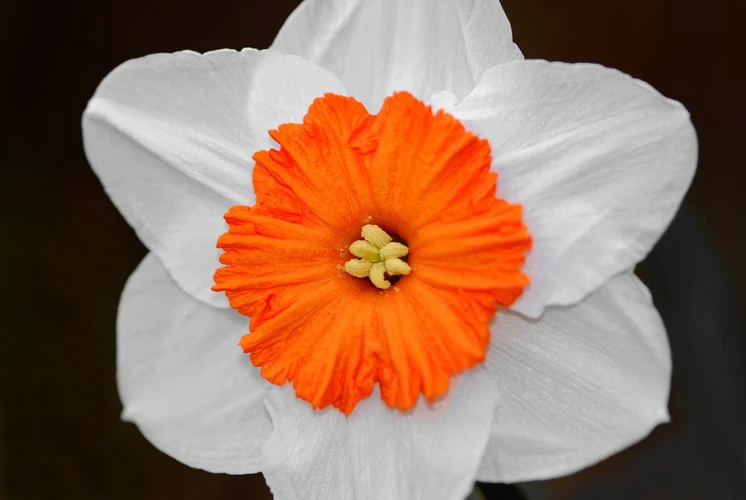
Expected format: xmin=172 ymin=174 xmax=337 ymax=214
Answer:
xmin=448 ymin=60 xmax=697 ymax=317
xmin=83 ymin=49 xmax=346 ymax=308
xmin=478 ymin=272 xmax=671 ymax=482
xmin=118 ymin=253 xmax=272 ymax=474
xmin=262 ymin=368 xmax=500 ymax=500
xmin=272 ymin=0 xmax=522 ymax=111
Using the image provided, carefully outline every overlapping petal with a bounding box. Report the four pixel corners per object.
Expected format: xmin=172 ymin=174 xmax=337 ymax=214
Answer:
xmin=118 ymin=253 xmax=272 ymax=474
xmin=262 ymin=368 xmax=499 ymax=500
xmin=447 ymin=60 xmax=697 ymax=317
xmin=83 ymin=49 xmax=346 ymax=308
xmin=478 ymin=272 xmax=671 ymax=482
xmin=272 ymin=0 xmax=522 ymax=111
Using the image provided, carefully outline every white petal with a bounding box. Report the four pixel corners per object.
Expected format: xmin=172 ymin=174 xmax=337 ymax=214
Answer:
xmin=262 ymin=368 xmax=499 ymax=500
xmin=272 ymin=0 xmax=522 ymax=111
xmin=477 ymin=272 xmax=671 ymax=482
xmin=448 ymin=60 xmax=697 ymax=317
xmin=83 ymin=49 xmax=346 ymax=308
xmin=118 ymin=253 xmax=272 ymax=474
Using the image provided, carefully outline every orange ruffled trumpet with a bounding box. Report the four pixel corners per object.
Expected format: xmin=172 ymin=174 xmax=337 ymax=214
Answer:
xmin=213 ymin=91 xmax=531 ymax=415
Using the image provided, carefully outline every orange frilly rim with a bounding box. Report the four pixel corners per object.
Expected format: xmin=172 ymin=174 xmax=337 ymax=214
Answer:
xmin=213 ymin=92 xmax=531 ymax=414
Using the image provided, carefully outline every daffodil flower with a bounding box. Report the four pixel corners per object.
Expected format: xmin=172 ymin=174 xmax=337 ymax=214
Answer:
xmin=82 ymin=0 xmax=697 ymax=499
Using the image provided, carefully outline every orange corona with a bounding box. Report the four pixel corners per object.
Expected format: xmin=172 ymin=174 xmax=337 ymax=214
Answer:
xmin=213 ymin=92 xmax=531 ymax=414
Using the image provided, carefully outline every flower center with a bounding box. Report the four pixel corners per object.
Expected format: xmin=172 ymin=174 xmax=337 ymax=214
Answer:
xmin=344 ymin=224 xmax=411 ymax=289
xmin=213 ymin=91 xmax=532 ymax=415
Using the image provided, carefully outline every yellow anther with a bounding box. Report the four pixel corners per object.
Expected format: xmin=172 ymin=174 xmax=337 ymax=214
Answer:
xmin=369 ymin=262 xmax=390 ymax=289
xmin=361 ymin=224 xmax=392 ymax=248
xmin=379 ymin=242 xmax=409 ymax=260
xmin=344 ymin=225 xmax=410 ymax=289
xmin=344 ymin=259 xmax=373 ymax=278
xmin=349 ymin=240 xmax=380 ymax=262
xmin=384 ymin=258 xmax=411 ymax=276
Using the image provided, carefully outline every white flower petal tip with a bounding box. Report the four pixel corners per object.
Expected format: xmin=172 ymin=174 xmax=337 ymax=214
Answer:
xmin=478 ymin=272 xmax=672 ymax=482
xmin=82 ymin=49 xmax=346 ymax=309
xmin=261 ymin=368 xmax=500 ymax=500
xmin=117 ymin=253 xmax=272 ymax=474
xmin=272 ymin=0 xmax=523 ymax=111
xmin=448 ymin=59 xmax=697 ymax=318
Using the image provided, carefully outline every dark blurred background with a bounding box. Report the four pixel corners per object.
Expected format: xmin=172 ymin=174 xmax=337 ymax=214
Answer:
xmin=2 ymin=1 xmax=745 ymax=499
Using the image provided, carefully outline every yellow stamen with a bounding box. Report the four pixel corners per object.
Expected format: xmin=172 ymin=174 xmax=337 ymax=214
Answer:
xmin=384 ymin=258 xmax=411 ymax=275
xmin=344 ymin=225 xmax=411 ymax=289
xmin=344 ymin=259 xmax=373 ymax=278
xmin=361 ymin=224 xmax=392 ymax=248
xmin=369 ymin=262 xmax=390 ymax=289
xmin=379 ymin=242 xmax=409 ymax=260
